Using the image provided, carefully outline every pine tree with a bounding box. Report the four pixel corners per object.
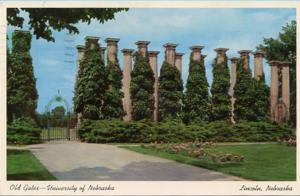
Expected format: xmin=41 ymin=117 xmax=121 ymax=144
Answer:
xmin=130 ymin=52 xmax=155 ymax=120
xmin=7 ymin=30 xmax=38 ymax=122
xmin=102 ymin=57 xmax=124 ymax=119
xmin=184 ymin=54 xmax=210 ymax=123
xmin=158 ymin=61 xmax=183 ymax=121
xmin=210 ymin=56 xmax=231 ymax=121
xmin=73 ymin=37 xmax=106 ymax=120
xmin=234 ymin=59 xmax=256 ymax=121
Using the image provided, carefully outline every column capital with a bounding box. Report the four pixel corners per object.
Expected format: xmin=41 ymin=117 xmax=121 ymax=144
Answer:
xmin=269 ymin=60 xmax=281 ymax=66
xmin=148 ymin=51 xmax=160 ymax=57
xmin=230 ymin=57 xmax=239 ymax=62
xmin=121 ymin=48 xmax=134 ymax=55
xmin=105 ymin=37 xmax=120 ymax=44
xmin=14 ymin=29 xmax=30 ymax=34
xmin=175 ymin=52 xmax=184 ymax=58
xmin=100 ymin=47 xmax=106 ymax=51
xmin=201 ymin=54 xmax=207 ymax=59
xmin=164 ymin=43 xmax=178 ymax=49
xmin=252 ymin=50 xmax=264 ymax=57
xmin=238 ymin=50 xmax=252 ymax=55
xmin=135 ymin=40 xmax=150 ymax=46
xmin=76 ymin=45 xmax=85 ymax=51
xmin=189 ymin=45 xmax=204 ymax=51
xmin=214 ymin=48 xmax=229 ymax=53
xmin=85 ymin=36 xmax=100 ymax=42
xmin=280 ymin=61 xmax=291 ymax=67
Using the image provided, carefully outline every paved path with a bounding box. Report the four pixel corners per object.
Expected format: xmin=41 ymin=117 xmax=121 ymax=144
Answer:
xmin=25 ymin=141 xmax=243 ymax=181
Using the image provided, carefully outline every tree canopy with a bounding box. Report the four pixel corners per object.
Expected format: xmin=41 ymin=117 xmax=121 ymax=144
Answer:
xmin=7 ymin=8 xmax=129 ymax=42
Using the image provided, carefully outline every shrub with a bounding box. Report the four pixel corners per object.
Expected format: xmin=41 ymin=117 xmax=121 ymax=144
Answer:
xmin=7 ymin=117 xmax=42 ymax=145
xmin=78 ymin=120 xmax=294 ymax=143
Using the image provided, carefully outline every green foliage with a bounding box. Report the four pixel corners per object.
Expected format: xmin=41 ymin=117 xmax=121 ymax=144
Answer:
xmin=184 ymin=55 xmax=210 ymax=123
xmin=7 ymin=30 xmax=38 ymax=122
xmin=233 ymin=59 xmax=256 ymax=121
xmin=73 ymin=38 xmax=106 ymax=120
xmin=7 ymin=117 xmax=42 ymax=145
xmin=252 ymin=78 xmax=269 ymax=121
xmin=7 ymin=8 xmax=129 ymax=42
xmin=258 ymin=20 xmax=296 ymax=126
xmin=79 ymin=120 xmax=294 ymax=143
xmin=210 ymin=57 xmax=231 ymax=121
xmin=158 ymin=61 xmax=184 ymax=121
xmin=130 ymin=52 xmax=155 ymax=120
xmin=102 ymin=59 xmax=124 ymax=119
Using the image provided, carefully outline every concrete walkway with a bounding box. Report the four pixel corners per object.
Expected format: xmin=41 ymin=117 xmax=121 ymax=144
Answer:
xmin=25 ymin=141 xmax=243 ymax=181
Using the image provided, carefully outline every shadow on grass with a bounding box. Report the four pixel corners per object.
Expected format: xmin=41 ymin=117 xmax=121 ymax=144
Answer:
xmin=7 ymin=172 xmax=56 ymax=181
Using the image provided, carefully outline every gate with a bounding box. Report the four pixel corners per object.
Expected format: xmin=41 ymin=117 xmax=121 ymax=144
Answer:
xmin=42 ymin=91 xmax=79 ymax=141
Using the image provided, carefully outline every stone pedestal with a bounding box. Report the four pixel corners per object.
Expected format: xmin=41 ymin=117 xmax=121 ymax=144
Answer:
xmin=135 ymin=41 xmax=150 ymax=57
xmin=229 ymin=57 xmax=239 ymax=123
xmin=105 ymin=38 xmax=120 ymax=63
xmin=269 ymin=60 xmax=280 ymax=121
xmin=100 ymin=47 xmax=106 ymax=62
xmin=253 ymin=50 xmax=264 ymax=81
xmin=189 ymin=45 xmax=204 ymax=62
xmin=214 ymin=48 xmax=229 ymax=65
xmin=238 ymin=50 xmax=252 ymax=70
xmin=121 ymin=49 xmax=134 ymax=121
xmin=281 ymin=61 xmax=290 ymax=120
xmin=164 ymin=43 xmax=178 ymax=66
xmin=149 ymin=51 xmax=160 ymax=122
xmin=175 ymin=53 xmax=184 ymax=73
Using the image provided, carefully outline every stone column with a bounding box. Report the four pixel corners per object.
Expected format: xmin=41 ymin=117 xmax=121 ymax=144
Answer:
xmin=189 ymin=45 xmax=204 ymax=62
xmin=281 ymin=61 xmax=290 ymax=120
xmin=100 ymin=47 xmax=106 ymax=62
xmin=75 ymin=45 xmax=85 ymax=125
xmin=105 ymin=38 xmax=120 ymax=63
xmin=85 ymin=36 xmax=100 ymax=50
xmin=135 ymin=41 xmax=150 ymax=57
xmin=164 ymin=43 xmax=178 ymax=66
xmin=238 ymin=50 xmax=252 ymax=70
xmin=121 ymin=49 xmax=134 ymax=121
xmin=253 ymin=50 xmax=264 ymax=81
xmin=229 ymin=57 xmax=239 ymax=124
xmin=269 ymin=60 xmax=280 ymax=121
xmin=149 ymin=51 xmax=160 ymax=122
xmin=214 ymin=48 xmax=229 ymax=65
xmin=175 ymin=53 xmax=184 ymax=73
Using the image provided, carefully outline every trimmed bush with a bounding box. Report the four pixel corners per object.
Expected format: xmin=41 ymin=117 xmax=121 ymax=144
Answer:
xmin=78 ymin=120 xmax=294 ymax=143
xmin=7 ymin=118 xmax=42 ymax=145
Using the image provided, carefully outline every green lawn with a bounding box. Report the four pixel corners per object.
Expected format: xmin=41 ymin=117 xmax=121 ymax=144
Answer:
xmin=7 ymin=149 xmax=56 ymax=180
xmin=121 ymin=143 xmax=296 ymax=181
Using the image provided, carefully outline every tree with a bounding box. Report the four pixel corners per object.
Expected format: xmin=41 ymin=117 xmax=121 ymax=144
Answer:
xmin=102 ymin=57 xmax=124 ymax=119
xmin=130 ymin=52 xmax=155 ymax=120
xmin=210 ymin=57 xmax=231 ymax=121
xmin=252 ymin=75 xmax=269 ymax=121
xmin=184 ymin=54 xmax=210 ymax=123
xmin=7 ymin=8 xmax=128 ymax=42
xmin=7 ymin=30 xmax=38 ymax=122
xmin=73 ymin=38 xmax=106 ymax=120
xmin=51 ymin=106 xmax=66 ymax=117
xmin=258 ymin=20 xmax=296 ymax=126
xmin=233 ymin=60 xmax=256 ymax=121
xmin=158 ymin=61 xmax=183 ymax=121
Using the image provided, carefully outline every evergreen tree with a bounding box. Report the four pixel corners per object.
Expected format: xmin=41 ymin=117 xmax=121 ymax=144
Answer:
xmin=7 ymin=30 xmax=38 ymax=122
xmin=184 ymin=54 xmax=210 ymax=123
xmin=210 ymin=56 xmax=231 ymax=121
xmin=102 ymin=57 xmax=124 ymax=119
xmin=252 ymin=75 xmax=269 ymax=121
xmin=73 ymin=37 xmax=106 ymax=120
xmin=234 ymin=59 xmax=256 ymax=121
xmin=158 ymin=61 xmax=183 ymax=121
xmin=130 ymin=52 xmax=154 ymax=120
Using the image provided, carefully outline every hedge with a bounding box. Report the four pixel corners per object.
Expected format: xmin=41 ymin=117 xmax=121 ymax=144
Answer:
xmin=7 ymin=118 xmax=42 ymax=145
xmin=78 ymin=120 xmax=294 ymax=143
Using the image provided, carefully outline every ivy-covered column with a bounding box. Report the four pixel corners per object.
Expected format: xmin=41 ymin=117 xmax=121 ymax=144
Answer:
xmin=135 ymin=41 xmax=150 ymax=57
xmin=122 ymin=49 xmax=134 ymax=121
xmin=175 ymin=53 xmax=184 ymax=74
xmin=238 ymin=50 xmax=252 ymax=70
xmin=100 ymin=47 xmax=106 ymax=62
xmin=269 ymin=60 xmax=280 ymax=121
xmin=253 ymin=50 xmax=265 ymax=80
xmin=229 ymin=57 xmax=239 ymax=123
xmin=164 ymin=43 xmax=177 ymax=66
xmin=75 ymin=45 xmax=85 ymax=125
xmin=281 ymin=61 xmax=290 ymax=120
xmin=105 ymin=38 xmax=119 ymax=63
xmin=149 ymin=51 xmax=160 ymax=122
xmin=190 ymin=45 xmax=203 ymax=61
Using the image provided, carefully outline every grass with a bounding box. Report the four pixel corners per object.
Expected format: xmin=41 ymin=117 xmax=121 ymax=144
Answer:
xmin=120 ymin=143 xmax=296 ymax=181
xmin=7 ymin=149 xmax=56 ymax=180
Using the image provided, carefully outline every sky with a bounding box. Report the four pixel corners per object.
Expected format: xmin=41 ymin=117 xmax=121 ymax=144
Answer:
xmin=7 ymin=8 xmax=296 ymax=113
